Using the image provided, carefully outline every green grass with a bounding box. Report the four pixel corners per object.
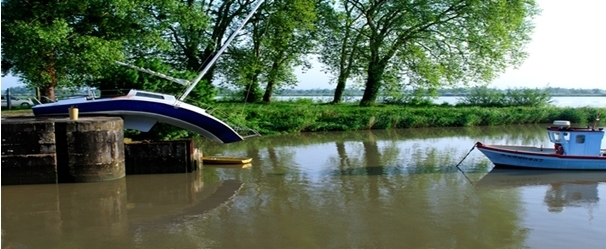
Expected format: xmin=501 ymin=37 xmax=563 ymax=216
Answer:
xmin=209 ymin=102 xmax=606 ymax=135
xmin=0 ymin=108 xmax=33 ymax=116
xmin=5 ymin=102 xmax=603 ymax=140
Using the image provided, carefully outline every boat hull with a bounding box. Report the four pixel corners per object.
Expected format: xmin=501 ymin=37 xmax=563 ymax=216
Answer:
xmin=33 ymin=96 xmax=244 ymax=143
xmin=476 ymin=143 xmax=606 ymax=170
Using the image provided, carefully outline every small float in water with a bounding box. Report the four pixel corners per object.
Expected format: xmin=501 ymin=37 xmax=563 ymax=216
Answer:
xmin=202 ymin=156 xmax=252 ymax=165
xmin=476 ymin=117 xmax=606 ymax=170
xmin=203 ymin=163 xmax=252 ymax=169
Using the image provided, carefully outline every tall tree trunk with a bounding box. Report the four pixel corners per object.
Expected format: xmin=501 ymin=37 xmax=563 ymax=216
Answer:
xmin=41 ymin=85 xmax=55 ymax=103
xmin=360 ymin=62 xmax=385 ymax=106
xmin=262 ymin=81 xmax=274 ymax=103
xmin=245 ymin=34 xmax=262 ymax=103
xmin=332 ymin=73 xmax=348 ymax=104
xmin=243 ymin=83 xmax=256 ymax=102
xmin=197 ymin=48 xmax=216 ymax=87
xmin=41 ymin=57 xmax=57 ymax=103
xmin=243 ymin=74 xmax=260 ymax=103
xmin=263 ymin=60 xmax=281 ymax=103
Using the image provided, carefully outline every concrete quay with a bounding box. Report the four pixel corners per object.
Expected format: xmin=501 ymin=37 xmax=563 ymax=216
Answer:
xmin=1 ymin=116 xmax=202 ymax=185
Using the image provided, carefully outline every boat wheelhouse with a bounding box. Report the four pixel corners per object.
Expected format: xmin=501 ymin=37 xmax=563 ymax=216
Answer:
xmin=476 ymin=119 xmax=606 ymax=170
xmin=548 ymin=120 xmax=605 ymax=157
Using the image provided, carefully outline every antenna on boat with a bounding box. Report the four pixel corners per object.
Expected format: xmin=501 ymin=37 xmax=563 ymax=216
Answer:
xmin=115 ymin=61 xmax=191 ymax=86
xmin=178 ymin=0 xmax=265 ymax=101
xmin=592 ymin=113 xmax=601 ymax=130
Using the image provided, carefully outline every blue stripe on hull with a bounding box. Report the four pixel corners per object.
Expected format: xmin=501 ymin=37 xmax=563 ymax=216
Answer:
xmin=33 ymin=99 xmax=243 ymax=143
xmin=477 ymin=147 xmax=606 ymax=170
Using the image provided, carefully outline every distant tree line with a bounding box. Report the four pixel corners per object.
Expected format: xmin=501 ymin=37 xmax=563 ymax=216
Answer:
xmin=224 ymin=86 xmax=606 ymax=97
xmin=3 ymin=0 xmax=539 ymax=106
xmin=4 ymin=85 xmax=605 ymax=102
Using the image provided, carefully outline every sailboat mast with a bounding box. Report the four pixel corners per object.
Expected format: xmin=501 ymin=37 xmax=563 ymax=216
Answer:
xmin=179 ymin=0 xmax=264 ymax=101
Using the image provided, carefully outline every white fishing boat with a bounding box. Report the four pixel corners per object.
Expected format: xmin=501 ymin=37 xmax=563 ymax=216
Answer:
xmin=476 ymin=118 xmax=606 ymax=170
xmin=32 ymin=0 xmax=264 ymax=144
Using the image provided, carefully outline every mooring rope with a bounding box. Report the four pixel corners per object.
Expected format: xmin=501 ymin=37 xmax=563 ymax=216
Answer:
xmin=456 ymin=143 xmax=477 ymax=169
xmin=454 ymin=143 xmax=477 ymax=185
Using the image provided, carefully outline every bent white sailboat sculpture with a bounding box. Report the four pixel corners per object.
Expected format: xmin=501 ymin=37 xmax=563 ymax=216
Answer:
xmin=33 ymin=0 xmax=264 ymax=143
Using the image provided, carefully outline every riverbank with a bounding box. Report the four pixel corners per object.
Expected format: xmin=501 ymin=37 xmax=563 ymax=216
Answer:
xmin=209 ymin=103 xmax=606 ymax=135
xmin=4 ymin=105 xmax=605 ymax=137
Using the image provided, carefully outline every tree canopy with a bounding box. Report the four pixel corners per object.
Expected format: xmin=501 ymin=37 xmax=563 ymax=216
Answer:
xmin=2 ymin=0 xmax=539 ymax=106
xmin=1 ymin=0 xmax=151 ymax=102
xmin=332 ymin=0 xmax=540 ymax=106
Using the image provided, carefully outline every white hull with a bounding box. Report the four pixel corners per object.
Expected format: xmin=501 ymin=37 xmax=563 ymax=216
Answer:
xmin=476 ymin=143 xmax=606 ymax=170
xmin=32 ymin=91 xmax=251 ymax=143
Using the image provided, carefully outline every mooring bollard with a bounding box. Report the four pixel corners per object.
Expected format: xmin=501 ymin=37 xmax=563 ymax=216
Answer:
xmin=68 ymin=106 xmax=79 ymax=120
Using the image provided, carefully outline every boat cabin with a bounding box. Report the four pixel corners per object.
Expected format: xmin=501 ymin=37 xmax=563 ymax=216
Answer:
xmin=547 ymin=120 xmax=604 ymax=156
xmin=128 ymin=89 xmax=176 ymax=101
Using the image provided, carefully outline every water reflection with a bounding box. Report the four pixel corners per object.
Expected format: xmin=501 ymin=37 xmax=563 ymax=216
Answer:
xmin=1 ymin=171 xmax=242 ymax=249
xmin=2 ymin=125 xmax=604 ymax=248
xmin=193 ymin=127 xmax=534 ymax=248
xmin=477 ymin=169 xmax=606 ymax=212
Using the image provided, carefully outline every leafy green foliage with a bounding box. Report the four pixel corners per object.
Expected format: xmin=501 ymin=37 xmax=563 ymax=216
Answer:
xmin=316 ymin=0 xmax=367 ymax=103
xmin=458 ymin=86 xmax=552 ymax=107
xmin=1 ymin=0 xmax=150 ymax=101
xmin=217 ymin=0 xmax=318 ymax=103
xmin=210 ymin=102 xmax=605 ymax=135
xmin=323 ymin=0 xmax=541 ymax=106
xmin=216 ymin=102 xmax=606 ymax=134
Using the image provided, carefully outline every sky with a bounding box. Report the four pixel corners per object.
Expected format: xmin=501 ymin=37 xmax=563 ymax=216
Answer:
xmin=2 ymin=0 xmax=605 ymax=90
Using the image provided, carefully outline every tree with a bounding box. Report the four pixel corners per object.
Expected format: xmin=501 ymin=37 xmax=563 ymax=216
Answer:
xmin=260 ymin=0 xmax=316 ymax=103
xmin=216 ymin=0 xmax=317 ymax=103
xmin=216 ymin=9 xmax=266 ymax=103
xmin=340 ymin=0 xmax=539 ymax=106
xmin=317 ymin=1 xmax=367 ymax=103
xmin=1 ymin=0 xmax=144 ymax=102
xmin=147 ymin=0 xmax=261 ymax=94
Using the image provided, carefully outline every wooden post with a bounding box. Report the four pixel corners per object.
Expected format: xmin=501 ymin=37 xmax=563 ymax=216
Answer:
xmin=6 ymin=88 xmax=12 ymax=110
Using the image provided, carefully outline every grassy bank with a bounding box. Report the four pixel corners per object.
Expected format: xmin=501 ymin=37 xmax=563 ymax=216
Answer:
xmin=3 ymin=104 xmax=604 ymax=138
xmin=210 ymin=103 xmax=606 ymax=135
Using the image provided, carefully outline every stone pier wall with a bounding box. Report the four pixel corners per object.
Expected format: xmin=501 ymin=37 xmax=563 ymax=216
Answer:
xmin=1 ymin=120 xmax=58 ymax=184
xmin=124 ymin=139 xmax=200 ymax=174
xmin=56 ymin=118 xmax=125 ymax=182
xmin=2 ymin=116 xmax=125 ymax=184
xmin=2 ymin=116 xmax=203 ymax=185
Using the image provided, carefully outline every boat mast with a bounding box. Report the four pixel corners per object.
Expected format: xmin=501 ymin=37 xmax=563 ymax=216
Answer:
xmin=178 ymin=0 xmax=264 ymax=101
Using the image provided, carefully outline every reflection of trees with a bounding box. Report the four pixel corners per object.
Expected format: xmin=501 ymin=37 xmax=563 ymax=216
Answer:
xmin=478 ymin=169 xmax=606 ymax=215
xmin=2 ymin=124 xmax=537 ymax=248
xmin=544 ymin=183 xmax=600 ymax=213
xmin=192 ymin=128 xmax=528 ymax=248
xmin=196 ymin=124 xmax=549 ymax=151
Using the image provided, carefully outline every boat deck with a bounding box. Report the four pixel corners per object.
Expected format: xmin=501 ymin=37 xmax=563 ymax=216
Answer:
xmin=486 ymin=144 xmax=606 ymax=157
xmin=488 ymin=145 xmax=557 ymax=154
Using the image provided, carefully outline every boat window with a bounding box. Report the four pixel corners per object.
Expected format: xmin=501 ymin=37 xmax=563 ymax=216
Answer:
xmin=562 ymin=132 xmax=570 ymax=141
xmin=575 ymin=135 xmax=585 ymax=144
xmin=552 ymin=132 xmax=561 ymax=142
xmin=135 ymin=92 xmax=165 ymax=99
